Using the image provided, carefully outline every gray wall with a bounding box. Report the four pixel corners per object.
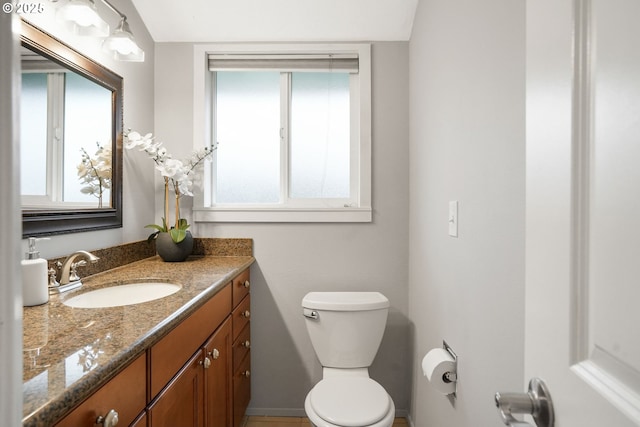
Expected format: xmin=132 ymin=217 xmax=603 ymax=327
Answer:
xmin=407 ymin=0 xmax=526 ymax=426
xmin=154 ymin=42 xmax=412 ymax=415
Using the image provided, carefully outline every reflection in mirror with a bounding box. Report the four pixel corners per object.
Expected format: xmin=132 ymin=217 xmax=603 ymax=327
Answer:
xmin=20 ymin=19 xmax=123 ymax=237
xmin=21 ymin=47 xmax=113 ymax=208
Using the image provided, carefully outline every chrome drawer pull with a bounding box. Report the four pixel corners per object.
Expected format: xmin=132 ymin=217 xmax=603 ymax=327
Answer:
xmin=243 ymin=280 xmax=250 ymax=289
xmin=241 ymin=310 xmax=250 ymax=318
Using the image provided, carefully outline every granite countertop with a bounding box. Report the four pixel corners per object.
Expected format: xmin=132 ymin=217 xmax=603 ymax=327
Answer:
xmin=22 ymin=252 xmax=254 ymax=427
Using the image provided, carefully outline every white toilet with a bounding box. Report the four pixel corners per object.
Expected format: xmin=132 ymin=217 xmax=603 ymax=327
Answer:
xmin=302 ymin=292 xmax=395 ymax=427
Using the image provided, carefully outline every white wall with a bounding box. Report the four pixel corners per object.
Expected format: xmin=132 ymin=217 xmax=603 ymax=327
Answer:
xmin=20 ymin=0 xmax=156 ymax=258
xmin=0 ymin=12 xmax=24 ymax=426
xmin=408 ymin=1 xmax=526 ymax=426
xmin=154 ymin=42 xmax=412 ymax=415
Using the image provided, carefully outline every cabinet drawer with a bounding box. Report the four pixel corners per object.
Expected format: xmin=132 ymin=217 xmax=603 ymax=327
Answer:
xmin=233 ymin=353 xmax=251 ymax=427
xmin=233 ymin=323 xmax=251 ymax=373
xmin=55 ymin=353 xmax=146 ymax=427
xmin=150 ymin=284 xmax=232 ymax=398
xmin=232 ymin=294 xmax=250 ymax=341
xmin=232 ymin=269 xmax=250 ymax=308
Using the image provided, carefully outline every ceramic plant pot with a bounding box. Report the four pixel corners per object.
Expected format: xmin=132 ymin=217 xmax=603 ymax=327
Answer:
xmin=155 ymin=231 xmax=194 ymax=262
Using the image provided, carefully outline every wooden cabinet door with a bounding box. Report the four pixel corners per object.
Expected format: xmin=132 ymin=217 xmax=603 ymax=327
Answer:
xmin=131 ymin=411 xmax=147 ymax=427
xmin=232 ymin=353 xmax=251 ymax=427
xmin=204 ymin=317 xmax=232 ymax=427
xmin=148 ymin=351 xmax=205 ymax=427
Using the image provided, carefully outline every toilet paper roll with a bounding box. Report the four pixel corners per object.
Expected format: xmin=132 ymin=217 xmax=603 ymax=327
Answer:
xmin=422 ymin=348 xmax=456 ymax=395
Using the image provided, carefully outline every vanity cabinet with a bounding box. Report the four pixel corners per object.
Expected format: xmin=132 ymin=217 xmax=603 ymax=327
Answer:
xmin=52 ymin=268 xmax=250 ymax=427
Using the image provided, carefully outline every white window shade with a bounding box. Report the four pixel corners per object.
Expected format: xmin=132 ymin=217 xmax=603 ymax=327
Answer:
xmin=208 ymin=54 xmax=359 ymax=73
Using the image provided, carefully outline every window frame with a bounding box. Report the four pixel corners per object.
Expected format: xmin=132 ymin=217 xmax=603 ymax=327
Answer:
xmin=192 ymin=43 xmax=371 ymax=223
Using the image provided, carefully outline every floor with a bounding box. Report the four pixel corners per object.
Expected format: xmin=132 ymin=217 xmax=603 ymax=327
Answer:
xmin=245 ymin=416 xmax=409 ymax=427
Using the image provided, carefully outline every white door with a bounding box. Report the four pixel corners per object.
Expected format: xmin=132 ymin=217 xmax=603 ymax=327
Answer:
xmin=525 ymin=0 xmax=640 ymax=425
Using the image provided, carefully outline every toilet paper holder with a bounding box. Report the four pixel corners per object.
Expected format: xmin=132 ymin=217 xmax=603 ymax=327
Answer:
xmin=441 ymin=340 xmax=458 ymax=383
xmin=442 ymin=340 xmax=458 ymax=398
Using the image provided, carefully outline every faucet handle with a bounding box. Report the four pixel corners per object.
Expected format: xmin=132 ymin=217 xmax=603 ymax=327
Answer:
xmin=48 ymin=268 xmax=60 ymax=288
xmin=69 ymin=260 xmax=88 ymax=282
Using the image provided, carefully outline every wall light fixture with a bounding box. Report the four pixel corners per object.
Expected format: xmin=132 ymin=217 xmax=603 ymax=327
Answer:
xmin=56 ymin=0 xmax=145 ymax=62
xmin=57 ymin=0 xmax=109 ymax=37
xmin=101 ymin=0 xmax=144 ymax=62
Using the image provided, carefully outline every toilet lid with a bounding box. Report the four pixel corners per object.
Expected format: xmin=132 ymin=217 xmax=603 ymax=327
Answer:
xmin=310 ymin=377 xmax=390 ymax=426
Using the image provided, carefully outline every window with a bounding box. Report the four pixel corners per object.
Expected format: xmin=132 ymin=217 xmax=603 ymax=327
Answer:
xmin=193 ymin=44 xmax=371 ymax=222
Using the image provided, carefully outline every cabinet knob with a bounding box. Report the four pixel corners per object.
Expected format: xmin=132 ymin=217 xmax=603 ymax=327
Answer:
xmin=241 ymin=310 xmax=251 ymax=318
xmin=241 ymin=340 xmax=251 ymax=349
xmin=200 ymin=356 xmax=211 ymax=369
xmin=242 ymin=370 xmax=251 ymax=378
xmin=209 ymin=348 xmax=220 ymax=360
xmin=243 ymin=280 xmax=250 ymax=289
xmin=96 ymin=409 xmax=119 ymax=427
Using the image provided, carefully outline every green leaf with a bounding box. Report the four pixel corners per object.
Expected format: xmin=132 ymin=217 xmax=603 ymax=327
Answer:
xmin=145 ymin=223 xmax=167 ymax=232
xmin=170 ymin=228 xmax=187 ymax=243
xmin=177 ymin=218 xmax=190 ymax=230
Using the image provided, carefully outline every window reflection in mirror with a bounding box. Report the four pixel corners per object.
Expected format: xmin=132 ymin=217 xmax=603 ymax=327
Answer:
xmin=20 ymin=46 xmax=113 ymax=209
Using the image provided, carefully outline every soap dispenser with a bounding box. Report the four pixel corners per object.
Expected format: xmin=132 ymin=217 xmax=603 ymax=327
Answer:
xmin=22 ymin=237 xmax=49 ymax=307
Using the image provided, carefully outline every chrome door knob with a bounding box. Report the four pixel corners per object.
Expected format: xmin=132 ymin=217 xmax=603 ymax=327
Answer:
xmin=495 ymin=378 xmax=554 ymax=427
xmin=96 ymin=409 xmax=119 ymax=427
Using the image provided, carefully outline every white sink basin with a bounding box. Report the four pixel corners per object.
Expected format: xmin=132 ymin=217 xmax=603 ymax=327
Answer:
xmin=64 ymin=282 xmax=182 ymax=308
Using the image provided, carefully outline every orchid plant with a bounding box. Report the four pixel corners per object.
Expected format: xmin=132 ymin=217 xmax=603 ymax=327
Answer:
xmin=77 ymin=142 xmax=112 ymax=208
xmin=124 ymin=129 xmax=216 ymax=243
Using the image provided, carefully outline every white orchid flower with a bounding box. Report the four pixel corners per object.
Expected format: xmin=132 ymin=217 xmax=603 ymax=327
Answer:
xmin=157 ymin=158 xmax=185 ymax=179
xmin=178 ymin=177 xmax=193 ymax=196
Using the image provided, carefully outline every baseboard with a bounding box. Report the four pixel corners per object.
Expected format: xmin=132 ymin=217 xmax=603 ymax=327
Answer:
xmin=246 ymin=408 xmax=308 ymax=417
xmin=246 ymin=407 xmax=410 ymax=420
xmin=406 ymin=413 xmax=415 ymax=427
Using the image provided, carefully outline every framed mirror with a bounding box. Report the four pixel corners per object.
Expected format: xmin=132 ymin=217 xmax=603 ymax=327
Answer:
xmin=20 ymin=19 xmax=123 ymax=237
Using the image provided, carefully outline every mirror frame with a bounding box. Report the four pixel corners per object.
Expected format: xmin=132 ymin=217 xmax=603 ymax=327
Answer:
xmin=20 ymin=19 xmax=123 ymax=238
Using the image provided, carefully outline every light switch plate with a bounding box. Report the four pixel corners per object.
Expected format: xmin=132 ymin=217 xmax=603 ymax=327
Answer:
xmin=449 ymin=201 xmax=458 ymax=237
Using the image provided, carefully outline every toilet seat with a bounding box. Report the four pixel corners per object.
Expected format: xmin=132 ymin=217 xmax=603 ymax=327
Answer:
xmin=309 ymin=377 xmax=391 ymax=427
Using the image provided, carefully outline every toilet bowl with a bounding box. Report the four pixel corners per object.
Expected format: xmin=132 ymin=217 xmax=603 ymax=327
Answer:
xmin=304 ymin=375 xmax=396 ymax=427
xmin=302 ymin=292 xmax=395 ymax=427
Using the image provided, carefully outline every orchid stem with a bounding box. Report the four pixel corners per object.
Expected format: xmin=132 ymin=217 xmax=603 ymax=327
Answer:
xmin=164 ymin=177 xmax=170 ymax=230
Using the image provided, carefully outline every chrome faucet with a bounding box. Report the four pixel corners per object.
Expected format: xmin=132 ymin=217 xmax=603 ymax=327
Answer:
xmin=59 ymin=250 xmax=100 ymax=286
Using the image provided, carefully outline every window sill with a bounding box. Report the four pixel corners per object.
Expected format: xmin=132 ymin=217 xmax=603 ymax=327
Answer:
xmin=193 ymin=207 xmax=372 ymax=223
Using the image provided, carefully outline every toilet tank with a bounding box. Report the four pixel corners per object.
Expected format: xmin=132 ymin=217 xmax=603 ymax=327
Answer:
xmin=302 ymin=292 xmax=389 ymax=368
